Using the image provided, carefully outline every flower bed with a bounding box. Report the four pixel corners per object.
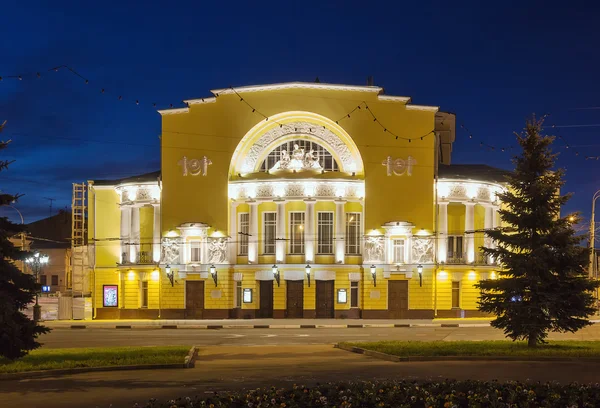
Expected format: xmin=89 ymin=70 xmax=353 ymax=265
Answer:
xmin=140 ymin=380 xmax=600 ymax=407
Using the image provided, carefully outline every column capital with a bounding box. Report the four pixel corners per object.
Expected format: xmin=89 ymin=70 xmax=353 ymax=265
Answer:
xmin=334 ymin=199 xmax=347 ymax=204
xmin=438 ymin=201 xmax=449 ymax=206
xmin=464 ymin=201 xmax=477 ymax=207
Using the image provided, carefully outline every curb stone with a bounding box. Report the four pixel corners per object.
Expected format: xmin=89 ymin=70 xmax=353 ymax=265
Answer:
xmin=335 ymin=343 xmax=600 ymax=363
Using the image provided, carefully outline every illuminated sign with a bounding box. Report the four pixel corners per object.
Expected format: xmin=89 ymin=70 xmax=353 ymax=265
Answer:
xmin=103 ymin=285 xmax=118 ymax=307
xmin=337 ymin=288 xmax=347 ymax=304
xmin=243 ymin=288 xmax=253 ymax=303
xmin=41 ymin=286 xmax=51 ymax=293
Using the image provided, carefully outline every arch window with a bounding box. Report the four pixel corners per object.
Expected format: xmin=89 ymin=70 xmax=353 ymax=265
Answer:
xmin=260 ymin=140 xmax=340 ymax=173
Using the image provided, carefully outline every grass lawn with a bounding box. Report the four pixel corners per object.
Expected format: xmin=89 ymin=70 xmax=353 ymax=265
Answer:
xmin=341 ymin=340 xmax=600 ymax=358
xmin=0 ymin=346 xmax=190 ymax=374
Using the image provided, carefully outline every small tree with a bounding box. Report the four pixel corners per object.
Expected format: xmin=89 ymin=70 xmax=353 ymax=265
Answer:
xmin=0 ymin=124 xmax=49 ymax=359
xmin=477 ymin=116 xmax=599 ymax=347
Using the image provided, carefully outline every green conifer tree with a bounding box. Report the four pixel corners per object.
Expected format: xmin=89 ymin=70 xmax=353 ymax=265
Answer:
xmin=0 ymin=124 xmax=49 ymax=359
xmin=477 ymin=117 xmax=599 ymax=347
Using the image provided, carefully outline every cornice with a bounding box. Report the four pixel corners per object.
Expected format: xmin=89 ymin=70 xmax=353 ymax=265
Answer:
xmin=157 ymin=107 xmax=189 ymax=116
xmin=377 ymin=95 xmax=411 ymax=103
xmin=210 ymin=82 xmax=383 ymax=96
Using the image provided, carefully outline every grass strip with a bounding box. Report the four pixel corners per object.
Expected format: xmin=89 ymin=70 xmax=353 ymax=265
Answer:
xmin=0 ymin=346 xmax=190 ymax=374
xmin=340 ymin=340 xmax=600 ymax=358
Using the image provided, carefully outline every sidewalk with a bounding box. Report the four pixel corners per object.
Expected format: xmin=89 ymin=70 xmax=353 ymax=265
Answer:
xmin=44 ymin=317 xmax=496 ymax=329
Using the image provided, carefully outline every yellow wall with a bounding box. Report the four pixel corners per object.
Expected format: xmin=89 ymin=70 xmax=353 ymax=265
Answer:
xmin=91 ymin=188 xmax=121 ymax=267
xmin=161 ymin=89 xmax=436 ymax=237
xmin=447 ymin=203 xmax=464 ymax=235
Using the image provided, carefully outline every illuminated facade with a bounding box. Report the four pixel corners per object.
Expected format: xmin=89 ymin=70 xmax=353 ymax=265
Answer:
xmin=88 ymin=82 xmax=507 ymax=319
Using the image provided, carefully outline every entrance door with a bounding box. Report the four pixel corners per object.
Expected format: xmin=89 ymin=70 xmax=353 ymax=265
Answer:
xmin=258 ymin=280 xmax=273 ymax=318
xmin=388 ymin=280 xmax=409 ymax=319
xmin=286 ymin=280 xmax=304 ymax=318
xmin=185 ymin=281 xmax=205 ymax=319
xmin=316 ymin=280 xmax=334 ymax=318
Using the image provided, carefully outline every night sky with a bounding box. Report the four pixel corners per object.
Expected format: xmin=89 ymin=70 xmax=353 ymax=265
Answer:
xmin=1 ymin=1 xmax=599 ymax=227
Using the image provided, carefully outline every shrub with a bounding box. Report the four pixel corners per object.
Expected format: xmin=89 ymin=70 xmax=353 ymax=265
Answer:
xmin=139 ymin=380 xmax=600 ymax=407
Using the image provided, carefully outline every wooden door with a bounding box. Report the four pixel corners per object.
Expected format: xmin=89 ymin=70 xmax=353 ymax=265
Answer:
xmin=388 ymin=280 xmax=409 ymax=319
xmin=258 ymin=280 xmax=273 ymax=318
xmin=286 ymin=280 xmax=304 ymax=318
xmin=185 ymin=281 xmax=205 ymax=319
xmin=316 ymin=280 xmax=334 ymax=318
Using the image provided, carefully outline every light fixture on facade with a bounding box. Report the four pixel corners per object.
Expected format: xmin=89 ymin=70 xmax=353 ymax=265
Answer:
xmin=165 ymin=264 xmax=174 ymax=286
xmin=210 ymin=264 xmax=218 ymax=286
xmin=305 ymin=264 xmax=311 ymax=287
xmin=370 ymin=265 xmax=376 ymax=287
xmin=417 ymin=264 xmax=423 ymax=287
xmin=272 ymin=264 xmax=280 ymax=287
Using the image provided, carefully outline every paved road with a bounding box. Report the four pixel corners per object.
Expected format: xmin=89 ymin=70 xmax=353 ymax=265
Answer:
xmin=39 ymin=324 xmax=600 ymax=348
xmin=3 ymin=345 xmax=600 ymax=408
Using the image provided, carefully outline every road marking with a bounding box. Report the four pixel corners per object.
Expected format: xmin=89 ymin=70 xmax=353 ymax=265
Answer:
xmin=295 ymin=334 xmax=310 ymax=337
xmin=224 ymin=334 xmax=246 ymax=338
xmin=261 ymin=334 xmax=277 ymax=338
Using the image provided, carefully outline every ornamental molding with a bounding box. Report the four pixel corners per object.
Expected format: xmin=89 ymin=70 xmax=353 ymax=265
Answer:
xmin=116 ymin=184 xmax=160 ymax=204
xmin=314 ymin=270 xmax=336 ymax=281
xmin=377 ymin=95 xmax=411 ymax=103
xmin=229 ymin=180 xmax=365 ymax=201
xmin=241 ymin=121 xmax=355 ymax=174
xmin=348 ymin=272 xmax=362 ymax=281
xmin=211 ymin=82 xmax=383 ymax=96
xmin=437 ymin=180 xmax=504 ymax=204
xmin=283 ymin=270 xmax=305 ymax=281
xmin=157 ymin=107 xmax=190 ymax=116
xmin=178 ymin=156 xmax=212 ymax=176
xmin=382 ymin=221 xmax=414 ymax=236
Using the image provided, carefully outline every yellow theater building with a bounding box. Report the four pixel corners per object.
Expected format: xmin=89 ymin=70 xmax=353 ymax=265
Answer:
xmin=87 ymin=82 xmax=508 ymax=320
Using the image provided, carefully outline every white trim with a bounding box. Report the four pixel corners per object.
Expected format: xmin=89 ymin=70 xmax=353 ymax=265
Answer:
xmin=255 ymin=270 xmax=274 ymax=281
xmin=405 ymin=104 xmax=439 ymax=112
xmin=211 ymin=82 xmax=383 ymax=96
xmin=157 ymin=107 xmax=190 ymax=116
xmin=348 ymin=272 xmax=361 ymax=282
xmin=233 ymin=272 xmax=243 ymax=281
xmin=283 ymin=270 xmax=305 ymax=281
xmin=183 ymin=97 xmax=217 ymax=105
xmin=377 ymin=95 xmax=411 ymax=103
xmin=262 ymin=211 xmax=277 ymax=255
xmin=314 ymin=270 xmax=335 ymax=281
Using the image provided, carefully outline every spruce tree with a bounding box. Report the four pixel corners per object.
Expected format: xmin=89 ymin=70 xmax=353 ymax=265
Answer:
xmin=0 ymin=125 xmax=49 ymax=359
xmin=476 ymin=117 xmax=599 ymax=347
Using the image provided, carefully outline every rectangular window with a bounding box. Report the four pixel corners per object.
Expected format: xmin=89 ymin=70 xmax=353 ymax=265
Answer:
xmin=350 ymin=281 xmax=359 ymax=308
xmin=140 ymin=281 xmax=148 ymax=308
xmin=51 ymin=275 xmax=58 ymax=286
xmin=392 ymin=239 xmax=405 ymax=263
xmin=190 ymin=240 xmax=202 ymax=263
xmin=235 ymin=281 xmax=242 ymax=308
xmin=317 ymin=212 xmax=334 ymax=254
xmin=447 ymin=236 xmax=464 ymax=260
xmin=452 ymin=281 xmax=460 ymax=308
xmin=345 ymin=213 xmax=361 ymax=255
xmin=263 ymin=212 xmax=277 ymax=255
xmin=40 ymin=275 xmax=47 ymax=286
xmin=238 ymin=213 xmax=249 ymax=255
xmin=289 ymin=212 xmax=305 ymax=254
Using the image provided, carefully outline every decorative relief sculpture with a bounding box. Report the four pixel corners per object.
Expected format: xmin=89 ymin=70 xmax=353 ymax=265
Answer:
xmin=241 ymin=121 xmax=355 ymax=173
xmin=136 ymin=188 xmax=151 ymax=201
xmin=316 ymin=183 xmax=337 ymax=197
xmin=270 ymin=144 xmax=322 ymax=172
xmin=448 ymin=184 xmax=467 ymax=198
xmin=382 ymin=156 xmax=416 ymax=176
xmin=364 ymin=236 xmax=385 ymax=263
xmin=411 ymin=237 xmax=434 ymax=264
xmin=477 ymin=187 xmax=491 ymax=201
xmin=207 ymin=238 xmax=228 ymax=264
xmin=285 ymin=183 xmax=305 ymax=197
xmin=255 ymin=184 xmax=272 ymax=198
xmin=161 ymin=237 xmax=182 ymax=264
xmin=178 ymin=156 xmax=212 ymax=176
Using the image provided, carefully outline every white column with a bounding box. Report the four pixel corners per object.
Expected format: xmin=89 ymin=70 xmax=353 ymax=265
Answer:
xmin=130 ymin=206 xmax=140 ymax=263
xmin=491 ymin=204 xmax=500 ymax=252
xmin=335 ymin=200 xmax=345 ymax=264
xmin=483 ymin=204 xmax=494 ymax=264
xmin=152 ymin=204 xmax=161 ymax=263
xmin=276 ymin=200 xmax=286 ymax=263
xmin=464 ymin=202 xmax=475 ymax=263
xmin=304 ymin=199 xmax=315 ymax=263
xmin=248 ymin=201 xmax=258 ymax=263
xmin=120 ymin=206 xmax=131 ymax=263
xmin=438 ymin=202 xmax=448 ymax=263
xmin=229 ymin=202 xmax=238 ymax=264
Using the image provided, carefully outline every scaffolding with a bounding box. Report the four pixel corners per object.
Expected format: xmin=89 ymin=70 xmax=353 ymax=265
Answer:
xmin=71 ymin=183 xmax=88 ymax=304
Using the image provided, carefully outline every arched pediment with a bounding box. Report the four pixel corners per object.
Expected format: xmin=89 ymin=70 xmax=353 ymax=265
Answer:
xmin=229 ymin=112 xmax=364 ymax=177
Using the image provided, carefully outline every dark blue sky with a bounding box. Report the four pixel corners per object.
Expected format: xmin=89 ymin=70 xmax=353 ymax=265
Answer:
xmin=1 ymin=0 xmax=599 ymax=226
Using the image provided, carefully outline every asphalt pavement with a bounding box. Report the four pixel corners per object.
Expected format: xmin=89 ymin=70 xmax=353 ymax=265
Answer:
xmin=38 ymin=324 xmax=600 ymax=348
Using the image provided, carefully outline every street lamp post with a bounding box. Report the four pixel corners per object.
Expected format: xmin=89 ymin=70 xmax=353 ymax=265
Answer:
xmin=25 ymin=252 xmax=49 ymax=322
